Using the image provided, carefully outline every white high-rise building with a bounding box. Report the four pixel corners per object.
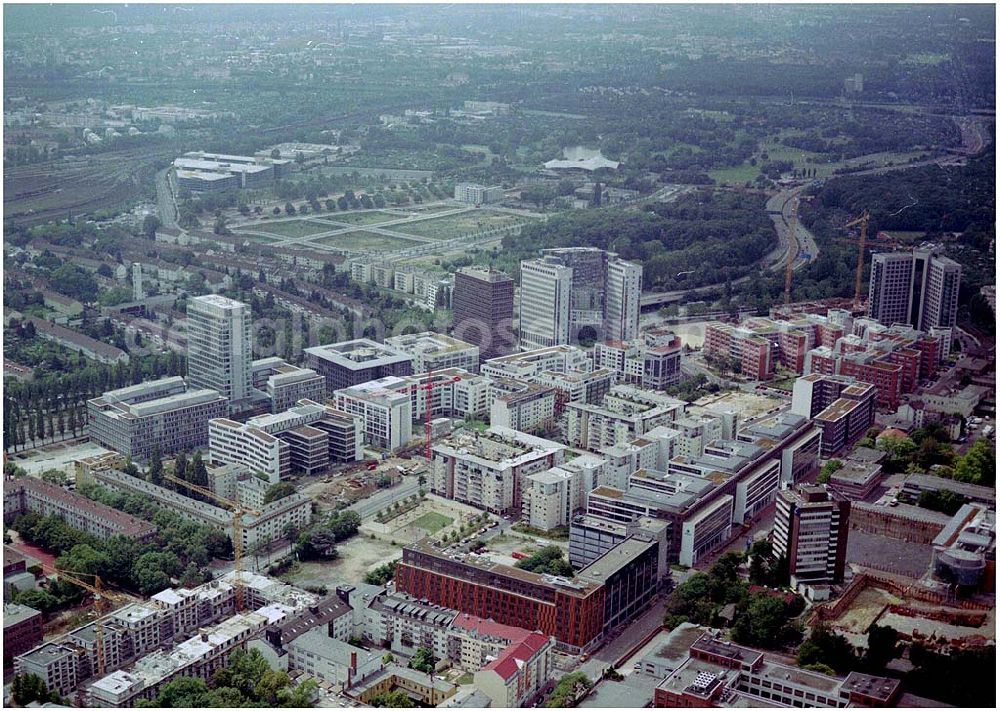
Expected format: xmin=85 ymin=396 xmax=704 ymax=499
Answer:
xmin=868 ymin=252 xmax=914 ymax=326
xmin=868 ymin=249 xmax=961 ymax=331
xmin=187 ymin=295 xmax=252 ymax=409
xmin=518 ymin=257 xmax=572 ymax=350
xmin=518 ymin=248 xmax=641 ymax=350
xmin=605 ymin=259 xmax=643 ymax=342
xmin=131 ymin=263 xmax=144 ymax=301
xmin=914 ymin=250 xmax=961 ymax=331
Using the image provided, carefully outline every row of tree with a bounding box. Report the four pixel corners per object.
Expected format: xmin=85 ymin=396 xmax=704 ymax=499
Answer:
xmin=3 ymin=346 xmax=186 ymax=454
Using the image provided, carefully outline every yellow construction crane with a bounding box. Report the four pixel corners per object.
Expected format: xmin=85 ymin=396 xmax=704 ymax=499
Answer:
xmin=164 ymin=472 xmax=262 ymax=612
xmin=46 ymin=567 xmax=130 ymax=678
xmin=845 ymin=209 xmax=871 ymax=306
xmin=783 ymin=197 xmax=800 ymax=305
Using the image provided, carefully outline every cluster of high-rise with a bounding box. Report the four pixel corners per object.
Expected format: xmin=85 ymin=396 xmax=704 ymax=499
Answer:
xmin=519 ymin=247 xmax=642 ymax=349
xmin=868 ymin=248 xmax=961 ymax=332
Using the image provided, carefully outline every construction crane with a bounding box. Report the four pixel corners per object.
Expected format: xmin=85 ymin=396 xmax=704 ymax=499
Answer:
xmin=783 ymin=197 xmax=800 ymax=305
xmin=408 ymin=370 xmax=464 ymax=460
xmin=45 ymin=566 xmax=130 ymax=678
xmin=845 ymin=210 xmax=871 ymax=306
xmin=164 ymin=472 xmax=261 ymax=612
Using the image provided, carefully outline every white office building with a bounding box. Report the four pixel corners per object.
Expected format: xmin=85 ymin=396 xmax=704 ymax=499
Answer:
xmin=334 ymin=379 xmax=413 ymax=452
xmin=605 ymin=259 xmax=642 ymax=342
xmin=518 ymin=257 xmax=572 ymax=350
xmin=384 ymin=332 xmax=480 ymax=374
xmin=186 ymin=295 xmax=253 ymax=410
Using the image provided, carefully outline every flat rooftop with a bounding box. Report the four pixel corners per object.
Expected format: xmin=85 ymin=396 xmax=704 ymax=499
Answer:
xmin=385 ymin=331 xmax=478 ymax=356
xmin=577 ymin=536 xmax=657 ymax=584
xmin=304 ymin=338 xmax=411 ymax=368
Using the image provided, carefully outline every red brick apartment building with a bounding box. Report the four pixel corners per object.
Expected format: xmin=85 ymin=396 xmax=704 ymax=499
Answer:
xmin=395 ymin=540 xmax=606 ymax=651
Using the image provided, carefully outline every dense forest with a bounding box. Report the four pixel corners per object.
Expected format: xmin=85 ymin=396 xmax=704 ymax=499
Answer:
xmin=799 ymin=146 xmax=996 ymax=316
xmin=502 ymin=190 xmax=775 ymax=291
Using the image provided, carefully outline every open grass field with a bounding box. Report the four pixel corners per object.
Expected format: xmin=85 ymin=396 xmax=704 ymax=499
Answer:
xmin=394 ymin=211 xmax=527 ymax=240
xmin=239 ymin=219 xmax=332 ymax=238
xmin=412 ymin=511 xmax=453 ymax=534
xmin=400 ymin=203 xmax=458 ymax=215
xmin=708 ymin=164 xmax=761 ymax=186
xmin=325 ymin=210 xmax=398 ymax=226
xmin=314 ymin=230 xmax=420 ymax=252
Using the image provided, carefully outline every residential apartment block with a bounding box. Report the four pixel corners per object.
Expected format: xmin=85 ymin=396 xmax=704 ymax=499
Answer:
xmin=334 ymin=379 xmax=413 ymax=452
xmin=594 ymin=328 xmax=683 ymax=390
xmin=87 ymin=468 xmax=311 ymax=551
xmin=4 ymin=603 xmax=43 ymax=668
xmin=565 ymin=385 xmax=685 ymax=452
xmin=210 ymin=400 xmax=363 ymax=481
xmin=251 ymin=357 xmax=326 ymax=413
xmin=16 ymin=572 xmax=316 ymax=701
xmin=430 ymin=426 xmax=566 ymax=514
xmin=489 ymin=378 xmax=558 ymax=432
xmin=3 ymin=476 xmax=157 ymax=543
xmin=791 ymin=374 xmax=878 ymax=457
xmin=454 ymin=182 xmax=503 ymax=205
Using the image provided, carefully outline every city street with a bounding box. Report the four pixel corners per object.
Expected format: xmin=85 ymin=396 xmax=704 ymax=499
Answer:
xmin=577 ymin=597 xmax=668 ymax=681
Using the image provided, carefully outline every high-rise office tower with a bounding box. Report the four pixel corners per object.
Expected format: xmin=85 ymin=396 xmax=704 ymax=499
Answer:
xmin=452 ymin=267 xmax=515 ymax=361
xmin=186 ymin=294 xmax=252 ymax=408
xmin=606 ymin=258 xmax=643 ymax=342
xmin=518 ymin=257 xmax=573 ymax=350
xmin=913 ymin=250 xmax=961 ymax=331
xmin=772 ymin=485 xmax=850 ymax=586
xmin=131 ymin=263 xmax=144 ymax=301
xmin=868 ymin=252 xmax=915 ymax=327
xmin=518 ymin=248 xmax=641 ymax=350
xmin=868 ymin=249 xmax=961 ymax=331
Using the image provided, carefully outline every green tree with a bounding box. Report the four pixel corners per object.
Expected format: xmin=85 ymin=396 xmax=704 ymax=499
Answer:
xmin=364 ymin=561 xmax=397 ymax=586
xmin=40 ymin=468 xmax=67 ymax=486
xmin=138 ymin=677 xmax=211 ymax=708
xmin=862 ymin=625 xmax=900 ymax=672
xmin=189 ymin=451 xmax=209 ymax=488
xmin=133 ymin=551 xmax=181 ymax=595
xmin=917 ymin=489 xmax=967 ymax=515
xmin=14 ymin=589 xmax=61 ymax=615
xmin=797 ymin=625 xmax=858 ymax=675
xmin=514 ymin=545 xmax=573 ymax=576
xmin=731 ymin=592 xmax=796 ymax=649
xmin=263 ymin=482 xmax=297 ymax=504
xmin=11 ymin=673 xmax=57 ymax=706
xmin=148 ymin=446 xmax=164 ymax=486
xmin=953 ymin=440 xmax=995 ymax=485
xmin=369 ymin=690 xmax=416 ymax=708
xmin=817 ymin=459 xmax=843 ymax=484
xmin=409 ymin=647 xmax=435 ymax=674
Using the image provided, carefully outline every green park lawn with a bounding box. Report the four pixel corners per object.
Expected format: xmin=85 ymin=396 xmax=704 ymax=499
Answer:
xmin=413 ymin=511 xmax=453 ymax=535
